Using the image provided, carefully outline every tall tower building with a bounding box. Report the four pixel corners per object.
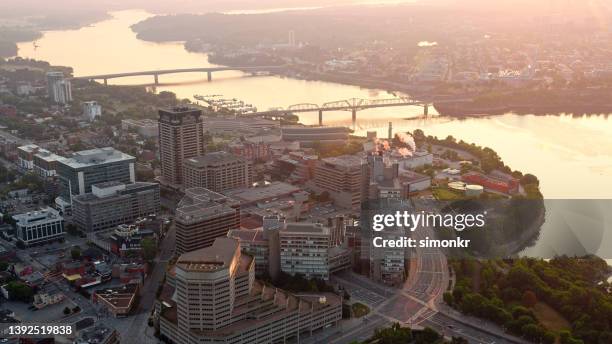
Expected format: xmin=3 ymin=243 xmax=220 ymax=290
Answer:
xmin=46 ymin=71 xmax=72 ymax=104
xmin=158 ymin=107 xmax=206 ymax=186
xmin=159 ymin=237 xmax=342 ymax=344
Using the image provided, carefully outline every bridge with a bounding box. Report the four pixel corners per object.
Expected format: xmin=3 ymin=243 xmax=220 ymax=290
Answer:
xmin=243 ymin=97 xmax=430 ymax=126
xmin=72 ymin=66 xmax=286 ymax=85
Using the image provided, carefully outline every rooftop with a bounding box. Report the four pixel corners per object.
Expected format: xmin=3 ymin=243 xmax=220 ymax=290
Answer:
xmin=177 ymin=237 xmax=240 ymax=272
xmin=321 ymin=155 xmax=364 ymax=169
xmin=13 ymin=207 xmax=62 ymax=226
xmin=283 ymin=222 xmax=330 ymax=235
xmin=224 ymin=181 xmax=301 ymax=204
xmin=184 ymin=151 xmax=246 ymax=168
xmin=60 ymin=147 xmax=135 ymax=169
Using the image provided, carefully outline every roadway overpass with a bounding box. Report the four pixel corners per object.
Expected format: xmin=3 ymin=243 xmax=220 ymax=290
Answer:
xmin=72 ymin=65 xmax=286 ymax=85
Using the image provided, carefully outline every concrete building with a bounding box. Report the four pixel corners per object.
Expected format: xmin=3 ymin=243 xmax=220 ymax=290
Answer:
xmin=82 ymin=101 xmax=102 ymax=122
xmin=202 ymin=116 xmax=278 ymax=134
xmin=93 ymin=284 xmax=139 ymax=318
xmin=16 ymin=144 xmax=40 ymax=170
xmin=281 ymin=126 xmax=350 ymax=147
xmin=158 ymin=107 xmax=206 ymax=186
xmin=175 ymin=188 xmax=240 ymax=254
xmin=13 ymin=207 xmax=64 ymax=247
xmin=121 ymin=119 xmax=159 ymax=138
xmin=183 ymin=152 xmax=252 ymax=192
xmin=33 ymin=148 xmax=63 ymax=178
xmin=395 ymin=150 xmax=434 ymax=170
xmin=55 ymin=147 xmax=136 ymax=213
xmin=367 ymin=154 xmax=431 ymax=199
xmin=46 ymin=71 xmax=72 ymax=104
xmin=158 ymin=237 xmax=341 ymax=344
xmin=72 ymin=181 xmax=160 ymax=233
xmin=229 ymin=216 xmax=350 ymax=280
xmin=313 ymin=155 xmax=368 ymax=210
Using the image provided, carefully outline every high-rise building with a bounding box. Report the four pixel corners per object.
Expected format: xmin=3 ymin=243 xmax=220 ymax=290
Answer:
xmin=158 ymin=107 xmax=206 ymax=186
xmin=55 ymin=147 xmax=136 ymax=214
xmin=46 ymin=71 xmax=72 ymax=104
xmin=313 ymin=155 xmax=368 ymax=210
xmin=175 ymin=188 xmax=240 ymax=254
xmin=183 ymin=151 xmax=252 ymax=192
xmin=72 ymin=181 xmax=160 ymax=233
xmin=13 ymin=207 xmax=65 ymax=247
xmin=82 ymin=101 xmax=102 ymax=122
xmin=158 ymin=237 xmax=342 ymax=344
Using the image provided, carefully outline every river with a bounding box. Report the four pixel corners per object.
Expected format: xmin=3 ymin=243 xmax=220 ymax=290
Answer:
xmin=14 ymin=10 xmax=612 ymax=257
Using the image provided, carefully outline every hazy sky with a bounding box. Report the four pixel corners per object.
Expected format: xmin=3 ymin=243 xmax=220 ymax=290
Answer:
xmin=1 ymin=0 xmax=608 ymax=19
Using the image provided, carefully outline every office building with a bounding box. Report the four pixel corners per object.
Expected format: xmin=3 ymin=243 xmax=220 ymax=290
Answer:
xmin=55 ymin=147 xmax=135 ymax=213
xmin=13 ymin=207 xmax=64 ymax=247
xmin=183 ymin=152 xmax=252 ymax=192
xmin=312 ymin=155 xmax=368 ymax=210
xmin=72 ymin=181 xmax=160 ymax=233
xmin=229 ymin=216 xmax=350 ymax=280
xmin=16 ymin=144 xmax=41 ymax=170
xmin=158 ymin=237 xmax=341 ymax=344
xmin=82 ymin=101 xmax=102 ymax=122
xmin=33 ymin=148 xmax=64 ymax=178
xmin=175 ymin=188 xmax=240 ymax=254
xmin=121 ymin=119 xmax=159 ymax=138
xmin=158 ymin=107 xmax=206 ymax=186
xmin=46 ymin=71 xmax=72 ymax=104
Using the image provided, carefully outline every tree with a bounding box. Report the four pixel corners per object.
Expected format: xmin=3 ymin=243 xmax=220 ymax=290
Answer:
xmin=141 ymin=237 xmax=157 ymax=262
xmin=522 ymin=290 xmax=538 ymax=308
xmin=443 ymin=291 xmax=454 ymax=305
xmin=6 ymin=281 xmax=34 ymax=302
xmin=63 ymin=307 xmax=71 ymax=315
xmin=71 ymin=247 xmax=81 ymax=260
xmin=0 ymin=261 xmax=8 ymax=271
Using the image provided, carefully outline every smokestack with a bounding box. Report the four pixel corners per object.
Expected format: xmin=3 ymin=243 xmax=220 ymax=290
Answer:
xmin=388 ymin=122 xmax=393 ymax=140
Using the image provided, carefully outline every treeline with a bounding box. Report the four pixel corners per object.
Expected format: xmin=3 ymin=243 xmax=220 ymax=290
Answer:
xmin=359 ymin=323 xmax=467 ymax=344
xmin=413 ymin=129 xmax=542 ymax=199
xmin=445 ymin=257 xmax=612 ymax=344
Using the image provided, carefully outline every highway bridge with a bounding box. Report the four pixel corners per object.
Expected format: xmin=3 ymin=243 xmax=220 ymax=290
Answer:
xmin=72 ymin=65 xmax=286 ymax=85
xmin=244 ymin=97 xmax=430 ymax=126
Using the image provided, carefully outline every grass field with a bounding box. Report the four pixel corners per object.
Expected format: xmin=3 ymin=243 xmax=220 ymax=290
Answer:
xmin=432 ymin=187 xmax=464 ymax=200
xmin=532 ymin=302 xmax=571 ymax=332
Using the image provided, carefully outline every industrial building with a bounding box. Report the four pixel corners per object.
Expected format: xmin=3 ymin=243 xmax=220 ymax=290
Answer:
xmin=281 ymin=125 xmax=350 ymax=146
